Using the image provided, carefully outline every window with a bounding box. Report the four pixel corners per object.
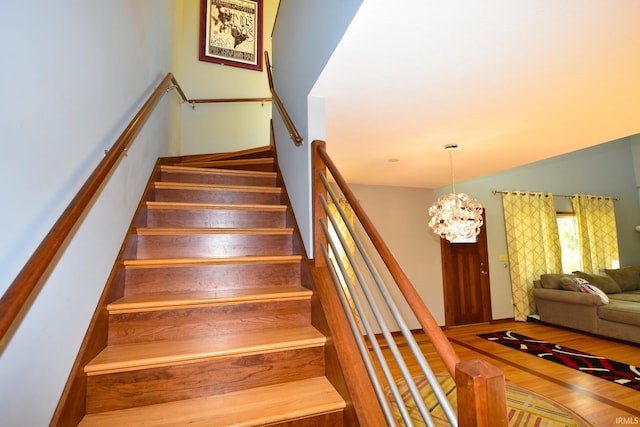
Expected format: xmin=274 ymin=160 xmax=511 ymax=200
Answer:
xmin=557 ymin=212 xmax=581 ymax=273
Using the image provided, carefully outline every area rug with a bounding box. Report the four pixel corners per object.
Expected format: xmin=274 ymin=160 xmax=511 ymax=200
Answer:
xmin=478 ymin=330 xmax=640 ymax=391
xmin=387 ymin=374 xmax=592 ymax=426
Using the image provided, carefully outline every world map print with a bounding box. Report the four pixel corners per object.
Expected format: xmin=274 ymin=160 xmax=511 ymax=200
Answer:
xmin=206 ymin=0 xmax=258 ymax=65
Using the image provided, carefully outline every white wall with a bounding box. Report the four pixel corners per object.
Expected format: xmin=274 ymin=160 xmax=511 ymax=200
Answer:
xmin=271 ymin=0 xmax=364 ymax=257
xmin=179 ymin=0 xmax=279 ymax=155
xmin=0 ymin=2 xmax=181 ymax=425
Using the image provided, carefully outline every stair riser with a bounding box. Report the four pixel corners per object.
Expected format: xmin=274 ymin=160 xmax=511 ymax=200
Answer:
xmin=108 ymin=299 xmax=311 ymax=345
xmin=160 ymin=170 xmax=276 ymax=187
xmin=123 ymin=263 xmax=302 ymax=296
xmin=151 ymin=187 xmax=283 ymax=205
xmin=144 ymin=208 xmax=287 ymax=228
xmin=130 ymin=233 xmax=295 ymax=259
xmin=86 ymin=346 xmax=325 ymax=413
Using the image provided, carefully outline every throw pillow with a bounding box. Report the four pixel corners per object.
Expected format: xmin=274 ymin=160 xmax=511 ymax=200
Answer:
xmin=540 ymin=274 xmax=577 ymax=290
xmin=573 ymin=271 xmax=622 ymax=294
xmin=604 ymin=267 xmax=640 ymax=292
xmin=578 ymin=283 xmax=609 ymax=304
xmin=559 ymin=277 xmax=581 ymax=292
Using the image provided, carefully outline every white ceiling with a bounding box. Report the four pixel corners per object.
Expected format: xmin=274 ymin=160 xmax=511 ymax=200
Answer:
xmin=310 ymin=0 xmax=640 ymax=189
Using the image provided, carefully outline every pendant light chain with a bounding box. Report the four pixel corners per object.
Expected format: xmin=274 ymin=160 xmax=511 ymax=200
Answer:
xmin=448 ymin=146 xmax=456 ymax=194
xmin=428 ymin=144 xmax=484 ymax=241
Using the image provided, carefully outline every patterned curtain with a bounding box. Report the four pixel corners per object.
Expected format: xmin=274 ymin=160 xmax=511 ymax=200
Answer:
xmin=502 ymin=192 xmax=563 ymax=321
xmin=570 ymin=195 xmax=620 ymax=272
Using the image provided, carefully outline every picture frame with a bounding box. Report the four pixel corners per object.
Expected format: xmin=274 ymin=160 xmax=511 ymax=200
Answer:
xmin=199 ymin=0 xmax=263 ymax=71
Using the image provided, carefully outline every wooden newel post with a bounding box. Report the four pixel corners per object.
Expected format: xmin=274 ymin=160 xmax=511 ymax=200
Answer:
xmin=311 ymin=140 xmax=328 ymax=267
xmin=455 ymin=359 xmax=508 ymax=427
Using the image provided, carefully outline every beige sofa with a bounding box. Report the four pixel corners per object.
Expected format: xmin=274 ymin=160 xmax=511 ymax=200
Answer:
xmin=532 ymin=267 xmax=640 ymax=344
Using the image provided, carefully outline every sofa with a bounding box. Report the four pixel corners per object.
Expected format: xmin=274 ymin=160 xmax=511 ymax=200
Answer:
xmin=532 ymin=267 xmax=640 ymax=344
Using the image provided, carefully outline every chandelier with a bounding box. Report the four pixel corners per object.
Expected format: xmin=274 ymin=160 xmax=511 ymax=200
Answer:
xmin=428 ymin=144 xmax=483 ymax=241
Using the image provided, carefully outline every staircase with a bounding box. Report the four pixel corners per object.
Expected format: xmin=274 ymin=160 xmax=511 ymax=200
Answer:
xmin=78 ymin=146 xmax=346 ymax=426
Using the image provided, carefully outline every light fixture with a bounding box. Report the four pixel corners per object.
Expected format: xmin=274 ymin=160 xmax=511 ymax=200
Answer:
xmin=428 ymin=144 xmax=484 ymax=241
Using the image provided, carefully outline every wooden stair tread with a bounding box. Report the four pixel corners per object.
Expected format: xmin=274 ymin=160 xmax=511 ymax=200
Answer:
xmin=160 ymin=164 xmax=277 ymax=178
xmin=123 ymin=255 xmax=303 ymax=268
xmin=134 ymin=227 xmax=294 ymax=235
xmin=108 ymin=286 xmax=313 ymax=313
xmin=176 ymin=145 xmax=273 ymax=164
xmin=153 ymin=181 xmax=282 ymax=193
xmin=85 ymin=326 xmax=325 ymax=376
xmin=145 ymin=201 xmax=287 ymax=211
xmin=78 ymin=377 xmax=345 ymax=426
xmin=178 ymin=157 xmax=275 ymax=169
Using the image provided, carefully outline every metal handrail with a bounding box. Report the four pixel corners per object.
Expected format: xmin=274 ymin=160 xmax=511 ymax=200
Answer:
xmin=312 ymin=140 xmax=508 ymax=426
xmin=315 ymin=142 xmax=461 ymax=375
xmin=264 ymin=51 xmax=303 ymax=146
xmin=317 ymin=164 xmax=457 ymax=427
xmin=0 ymin=73 xmax=187 ymax=341
xmin=320 ymin=179 xmax=457 ymax=426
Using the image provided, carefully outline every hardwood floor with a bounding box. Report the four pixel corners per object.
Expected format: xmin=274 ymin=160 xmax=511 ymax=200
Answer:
xmin=381 ymin=321 xmax=640 ymax=426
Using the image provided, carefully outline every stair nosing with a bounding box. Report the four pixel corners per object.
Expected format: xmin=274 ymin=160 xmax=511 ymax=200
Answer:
xmin=153 ymin=181 xmax=282 ymax=193
xmin=133 ymin=227 xmax=295 ymax=236
xmin=180 ymin=158 xmax=275 ymax=167
xmin=122 ymin=255 xmax=303 ymax=269
xmin=145 ymin=201 xmax=287 ymax=211
xmin=107 ymin=287 xmax=313 ymax=313
xmin=160 ymin=164 xmax=277 ymax=177
xmin=85 ymin=326 xmax=325 ymax=376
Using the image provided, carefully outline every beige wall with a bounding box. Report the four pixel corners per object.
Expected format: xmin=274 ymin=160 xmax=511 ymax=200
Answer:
xmin=348 ymin=184 xmax=444 ymax=327
xmin=179 ymin=0 xmax=280 ymax=155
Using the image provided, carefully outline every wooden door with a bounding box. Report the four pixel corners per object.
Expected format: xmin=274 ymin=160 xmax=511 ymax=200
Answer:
xmin=440 ymin=213 xmax=492 ymax=327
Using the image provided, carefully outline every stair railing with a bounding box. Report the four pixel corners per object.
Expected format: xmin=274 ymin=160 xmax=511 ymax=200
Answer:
xmin=264 ymin=51 xmax=303 ymax=146
xmin=187 ymin=97 xmax=272 ymax=108
xmin=0 ymin=73 xmax=187 ymax=341
xmin=312 ymin=140 xmax=508 ymax=426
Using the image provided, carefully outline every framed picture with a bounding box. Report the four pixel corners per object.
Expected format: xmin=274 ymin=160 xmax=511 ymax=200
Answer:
xmin=199 ymin=0 xmax=263 ymax=71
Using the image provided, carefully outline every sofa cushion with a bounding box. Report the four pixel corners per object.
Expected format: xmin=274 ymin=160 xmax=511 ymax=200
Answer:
xmin=540 ymin=274 xmax=578 ymax=290
xmin=604 ymin=267 xmax=640 ymax=291
xmin=573 ymin=271 xmax=622 ymax=294
xmin=598 ymin=301 xmax=640 ymax=327
xmin=608 ymin=290 xmax=640 ymax=303
xmin=559 ymin=277 xmax=581 ymax=292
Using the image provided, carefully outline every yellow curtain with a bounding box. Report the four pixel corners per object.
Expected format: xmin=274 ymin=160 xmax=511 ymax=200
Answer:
xmin=502 ymin=192 xmax=562 ymax=321
xmin=570 ymin=195 xmax=620 ymax=272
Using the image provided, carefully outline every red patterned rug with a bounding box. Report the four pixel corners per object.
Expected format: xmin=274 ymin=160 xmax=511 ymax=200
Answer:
xmin=478 ymin=330 xmax=640 ymax=391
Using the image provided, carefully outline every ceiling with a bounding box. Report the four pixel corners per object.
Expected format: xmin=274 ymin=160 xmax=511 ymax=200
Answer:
xmin=310 ymin=0 xmax=640 ymax=189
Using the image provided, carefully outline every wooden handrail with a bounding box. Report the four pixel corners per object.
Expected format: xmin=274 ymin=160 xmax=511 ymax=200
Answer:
xmin=314 ymin=141 xmax=461 ymax=375
xmin=0 ymin=73 xmax=186 ymax=341
xmin=264 ymin=52 xmax=303 ymax=146
xmin=188 ymin=97 xmax=272 ymax=104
